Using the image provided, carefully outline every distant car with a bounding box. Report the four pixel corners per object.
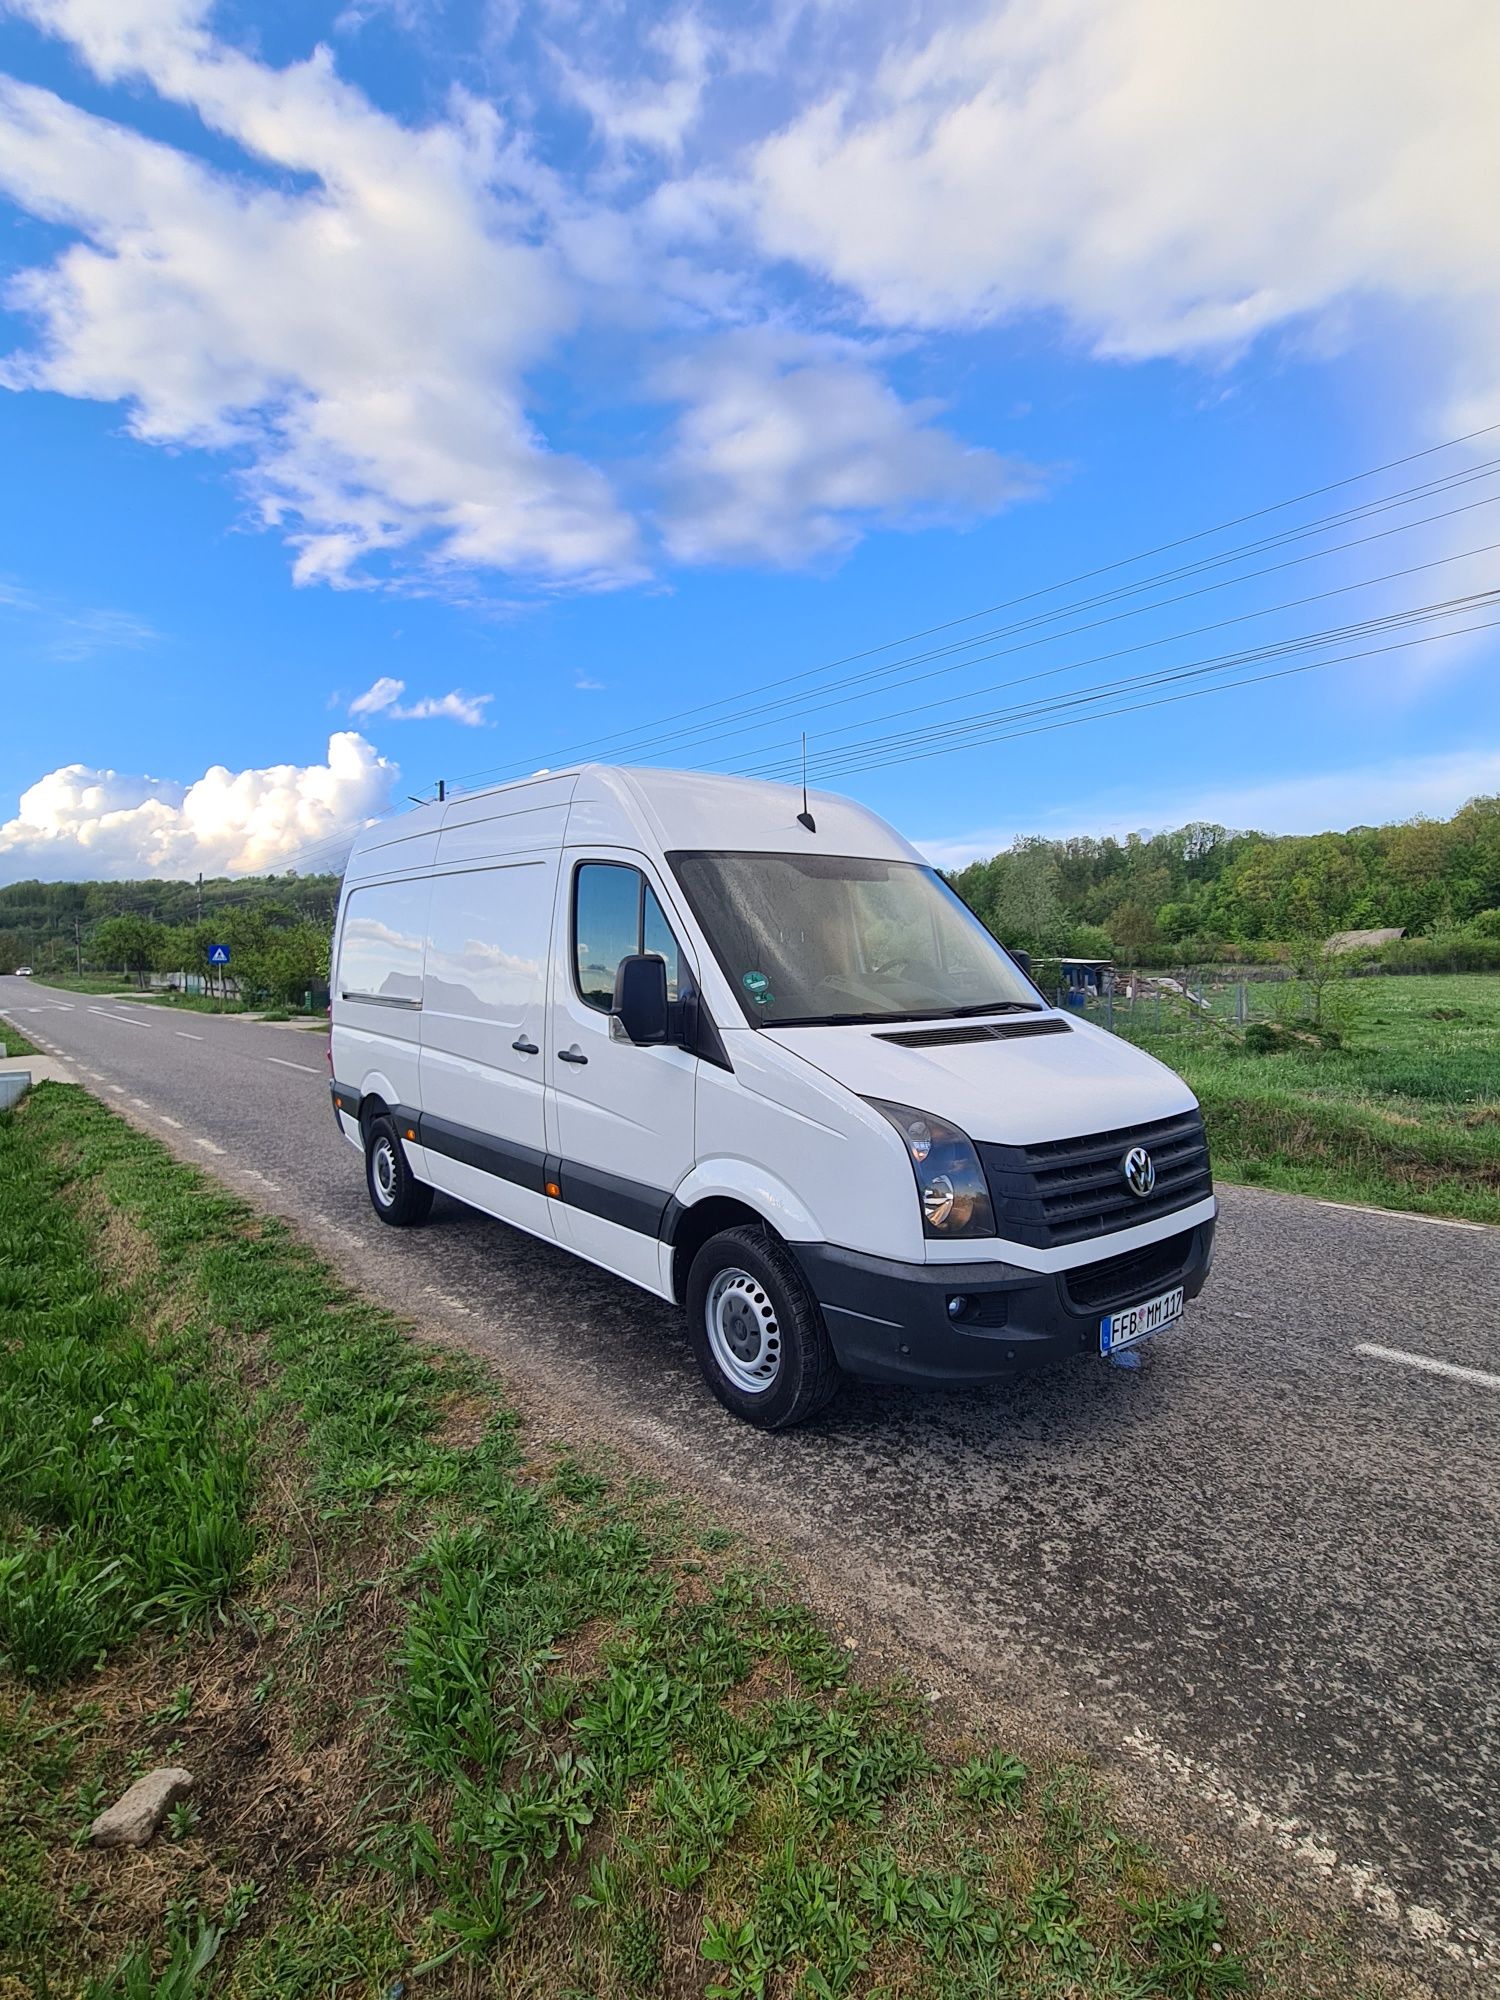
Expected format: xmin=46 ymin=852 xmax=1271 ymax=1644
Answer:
xmin=14 ymin=966 xmax=32 ymax=976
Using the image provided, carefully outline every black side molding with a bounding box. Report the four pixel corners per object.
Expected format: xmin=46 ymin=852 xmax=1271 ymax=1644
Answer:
xmin=420 ymin=1114 xmax=548 ymax=1194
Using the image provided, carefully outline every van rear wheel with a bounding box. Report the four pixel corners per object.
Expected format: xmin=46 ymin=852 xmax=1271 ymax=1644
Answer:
xmin=364 ymin=1113 xmax=434 ymax=1228
xmin=686 ymin=1225 xmax=841 ymax=1430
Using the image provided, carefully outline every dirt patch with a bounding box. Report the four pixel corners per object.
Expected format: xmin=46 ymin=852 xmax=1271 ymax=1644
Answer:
xmin=431 ymin=1392 xmax=495 ymax=1450
xmin=75 ymin=1180 xmax=161 ymax=1290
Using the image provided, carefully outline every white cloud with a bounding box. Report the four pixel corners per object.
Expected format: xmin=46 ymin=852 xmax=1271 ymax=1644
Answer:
xmin=0 ymin=0 xmax=641 ymax=590
xmin=348 ymin=677 xmax=405 ymax=718
xmin=347 ymin=676 xmax=491 ymax=724
xmin=6 ymin=0 xmax=1500 ymax=600
xmin=391 ymin=690 xmax=492 ymax=725
xmin=550 ymin=12 xmax=713 ymax=161
xmin=654 ymin=332 xmax=1034 ymax=566
xmin=743 ymin=0 xmax=1500 ymax=418
xmin=915 ymin=746 xmax=1500 ymax=868
xmin=0 ymin=730 xmax=394 ymax=879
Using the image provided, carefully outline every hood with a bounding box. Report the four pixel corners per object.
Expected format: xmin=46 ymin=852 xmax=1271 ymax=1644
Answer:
xmin=761 ymin=1013 xmax=1197 ymax=1146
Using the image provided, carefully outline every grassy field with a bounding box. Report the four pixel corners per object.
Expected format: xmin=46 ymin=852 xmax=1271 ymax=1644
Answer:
xmin=1116 ymin=974 xmax=1500 ymax=1223
xmin=0 ymin=1084 xmax=1402 ymax=2000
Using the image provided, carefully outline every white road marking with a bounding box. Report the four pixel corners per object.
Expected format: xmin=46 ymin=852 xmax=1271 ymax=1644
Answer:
xmin=1316 ymin=1198 xmax=1485 ymax=1232
xmin=130 ymin=1098 xmax=150 ymax=1109
xmin=266 ymin=1055 xmax=321 ymax=1075
xmin=193 ymin=1136 xmax=226 ymax=1155
xmin=88 ymin=1007 xmax=148 ymax=1029
xmin=107 ymin=1084 xmax=125 ymax=1095
xmin=159 ymin=1115 xmax=182 ymax=1128
xmin=1355 ymin=1342 xmax=1500 ymax=1392
xmin=176 ymin=1031 xmax=204 ymax=1041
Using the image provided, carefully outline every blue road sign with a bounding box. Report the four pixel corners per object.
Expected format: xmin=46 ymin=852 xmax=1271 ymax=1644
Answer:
xmin=207 ymin=943 xmax=231 ymax=966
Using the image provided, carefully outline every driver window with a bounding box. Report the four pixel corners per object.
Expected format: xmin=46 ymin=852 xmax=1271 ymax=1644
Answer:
xmin=574 ymin=863 xmax=685 ymax=1011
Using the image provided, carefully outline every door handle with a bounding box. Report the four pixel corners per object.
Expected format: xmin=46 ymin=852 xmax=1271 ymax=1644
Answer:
xmin=511 ymin=1036 xmax=539 ymax=1055
xmin=558 ymin=1046 xmax=588 ymax=1065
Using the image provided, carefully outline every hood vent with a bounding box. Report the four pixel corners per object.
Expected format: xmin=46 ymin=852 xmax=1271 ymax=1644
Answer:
xmin=874 ymin=1016 xmax=1073 ymax=1050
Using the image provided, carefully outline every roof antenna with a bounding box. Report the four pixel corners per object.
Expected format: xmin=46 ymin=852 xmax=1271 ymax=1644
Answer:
xmin=797 ymin=732 xmax=816 ymax=833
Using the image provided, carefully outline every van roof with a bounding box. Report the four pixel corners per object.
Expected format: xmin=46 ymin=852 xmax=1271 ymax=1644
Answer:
xmin=345 ymin=763 xmax=921 ymax=878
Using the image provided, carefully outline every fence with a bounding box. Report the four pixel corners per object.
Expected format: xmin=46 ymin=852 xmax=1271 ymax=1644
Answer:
xmin=1048 ymin=971 xmax=1321 ymax=1041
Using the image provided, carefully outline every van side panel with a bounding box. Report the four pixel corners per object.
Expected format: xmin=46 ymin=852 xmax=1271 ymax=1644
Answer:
xmin=331 ymin=873 xmax=433 ymax=1176
xmin=418 ymin=856 xmax=558 ymax=1240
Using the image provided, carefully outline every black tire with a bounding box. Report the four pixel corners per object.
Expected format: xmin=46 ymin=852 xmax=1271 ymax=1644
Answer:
xmin=686 ymin=1224 xmax=842 ymax=1430
xmin=364 ymin=1113 xmax=434 ymax=1228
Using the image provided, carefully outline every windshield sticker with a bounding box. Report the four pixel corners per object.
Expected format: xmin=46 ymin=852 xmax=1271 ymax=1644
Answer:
xmin=742 ymin=970 xmax=774 ymax=1007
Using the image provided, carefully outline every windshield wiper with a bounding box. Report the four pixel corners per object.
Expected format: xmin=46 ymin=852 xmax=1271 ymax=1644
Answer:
xmin=767 ymin=998 xmax=1043 ymax=1028
xmin=945 ymin=999 xmax=1044 ymax=1016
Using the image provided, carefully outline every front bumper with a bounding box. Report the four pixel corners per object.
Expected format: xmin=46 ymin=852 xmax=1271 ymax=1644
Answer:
xmin=792 ymin=1216 xmax=1215 ymax=1386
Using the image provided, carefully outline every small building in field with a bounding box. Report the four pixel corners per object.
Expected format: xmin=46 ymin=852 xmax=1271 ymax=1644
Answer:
xmin=1056 ymin=956 xmax=1114 ymax=996
xmin=1326 ymin=927 xmax=1405 ymax=954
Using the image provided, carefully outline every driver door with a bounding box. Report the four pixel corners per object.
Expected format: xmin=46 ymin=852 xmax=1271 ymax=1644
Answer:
xmin=547 ymin=854 xmax=698 ymax=1294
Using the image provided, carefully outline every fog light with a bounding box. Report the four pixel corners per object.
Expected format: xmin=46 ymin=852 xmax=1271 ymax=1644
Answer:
xmin=947 ymin=1295 xmax=968 ymax=1320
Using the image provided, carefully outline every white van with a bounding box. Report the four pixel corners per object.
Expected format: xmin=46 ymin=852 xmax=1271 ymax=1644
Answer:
xmin=330 ymin=767 xmax=1215 ymax=1428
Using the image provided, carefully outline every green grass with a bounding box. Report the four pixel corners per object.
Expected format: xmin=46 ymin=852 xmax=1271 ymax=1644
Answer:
xmin=1116 ymin=974 xmax=1500 ymax=1223
xmin=0 ymin=1018 xmax=39 ymax=1059
xmin=0 ymin=1086 xmax=1398 ymax=1999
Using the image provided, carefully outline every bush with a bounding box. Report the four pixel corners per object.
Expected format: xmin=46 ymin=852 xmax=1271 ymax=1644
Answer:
xmin=1374 ymin=933 xmax=1500 ymax=974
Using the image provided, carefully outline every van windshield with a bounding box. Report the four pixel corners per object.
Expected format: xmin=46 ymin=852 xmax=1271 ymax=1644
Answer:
xmin=669 ymin=851 xmax=1041 ymax=1027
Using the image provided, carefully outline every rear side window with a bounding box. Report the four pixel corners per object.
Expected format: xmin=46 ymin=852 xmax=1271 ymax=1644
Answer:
xmin=573 ymin=863 xmax=682 ymax=1011
xmin=424 ymin=863 xmax=549 ymax=1025
xmin=337 ymin=879 xmax=429 ymax=1004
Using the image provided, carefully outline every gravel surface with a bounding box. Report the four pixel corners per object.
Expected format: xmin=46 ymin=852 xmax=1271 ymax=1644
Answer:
xmin=6 ymin=974 xmax=1498 ymax=1987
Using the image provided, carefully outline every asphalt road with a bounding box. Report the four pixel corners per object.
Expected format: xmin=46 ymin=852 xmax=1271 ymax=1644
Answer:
xmin=5 ymin=975 xmax=1498 ymax=1986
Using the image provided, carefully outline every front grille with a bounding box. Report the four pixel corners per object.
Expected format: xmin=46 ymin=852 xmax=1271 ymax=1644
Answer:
xmin=977 ymin=1109 xmax=1212 ymax=1248
xmin=876 ymin=1017 xmax=1072 ymax=1050
xmin=1061 ymin=1228 xmax=1197 ymax=1314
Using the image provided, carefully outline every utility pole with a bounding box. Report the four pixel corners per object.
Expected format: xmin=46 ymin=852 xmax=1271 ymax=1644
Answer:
xmin=196 ymin=871 xmax=203 ymax=924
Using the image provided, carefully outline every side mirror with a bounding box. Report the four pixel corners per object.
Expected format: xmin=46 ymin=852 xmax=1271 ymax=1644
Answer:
xmin=612 ymin=953 xmax=669 ymax=1045
xmin=1010 ymin=948 xmax=1032 ymax=977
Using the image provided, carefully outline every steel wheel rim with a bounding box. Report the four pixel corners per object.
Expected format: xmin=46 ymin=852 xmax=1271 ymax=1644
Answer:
xmin=705 ymin=1267 xmax=781 ymax=1395
xmin=371 ymin=1138 xmax=397 ymax=1207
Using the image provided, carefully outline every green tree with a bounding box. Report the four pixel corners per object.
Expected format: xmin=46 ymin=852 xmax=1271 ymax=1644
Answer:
xmin=90 ymin=915 xmax=168 ymax=988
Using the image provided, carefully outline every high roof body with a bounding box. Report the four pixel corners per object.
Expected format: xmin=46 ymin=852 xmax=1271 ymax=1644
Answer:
xmin=343 ymin=765 xmax=919 ymax=884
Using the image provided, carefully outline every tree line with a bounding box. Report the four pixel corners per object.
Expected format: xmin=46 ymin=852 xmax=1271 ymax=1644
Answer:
xmin=0 ymin=873 xmax=339 ymax=1003
xmin=950 ymin=793 xmax=1500 ymax=965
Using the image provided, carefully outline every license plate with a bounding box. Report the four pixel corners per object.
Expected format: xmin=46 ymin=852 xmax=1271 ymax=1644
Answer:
xmin=1100 ymin=1285 xmax=1184 ymax=1355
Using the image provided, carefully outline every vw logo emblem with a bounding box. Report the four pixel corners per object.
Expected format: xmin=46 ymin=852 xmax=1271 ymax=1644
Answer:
xmin=1122 ymin=1145 xmax=1156 ymax=1198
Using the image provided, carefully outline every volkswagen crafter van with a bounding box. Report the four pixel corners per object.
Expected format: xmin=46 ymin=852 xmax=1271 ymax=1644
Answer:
xmin=329 ymin=767 xmax=1215 ymax=1428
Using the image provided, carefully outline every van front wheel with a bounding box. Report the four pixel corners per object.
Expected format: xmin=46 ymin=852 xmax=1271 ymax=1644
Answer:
xmin=364 ymin=1114 xmax=434 ymax=1228
xmin=686 ymin=1226 xmax=841 ymax=1429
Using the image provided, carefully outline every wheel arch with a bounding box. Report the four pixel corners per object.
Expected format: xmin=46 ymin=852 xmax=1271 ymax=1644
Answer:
xmin=665 ymin=1162 xmax=823 ymax=1305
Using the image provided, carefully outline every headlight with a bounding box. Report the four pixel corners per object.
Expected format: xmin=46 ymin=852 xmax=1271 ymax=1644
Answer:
xmin=866 ymin=1098 xmax=996 ymax=1238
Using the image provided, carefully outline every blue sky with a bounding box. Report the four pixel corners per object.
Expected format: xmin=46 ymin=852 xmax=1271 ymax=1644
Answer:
xmin=2 ymin=0 xmax=1498 ymax=881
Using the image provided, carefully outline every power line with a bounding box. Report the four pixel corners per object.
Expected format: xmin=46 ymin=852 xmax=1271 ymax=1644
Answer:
xmin=445 ymin=421 xmax=1500 ymax=789
xmin=688 ymin=529 xmax=1500 ymax=776
xmin=753 ymin=604 xmax=1500 ymax=786
xmin=708 ymin=536 xmax=1500 ymax=779
xmin=750 ymin=591 xmax=1498 ymax=780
